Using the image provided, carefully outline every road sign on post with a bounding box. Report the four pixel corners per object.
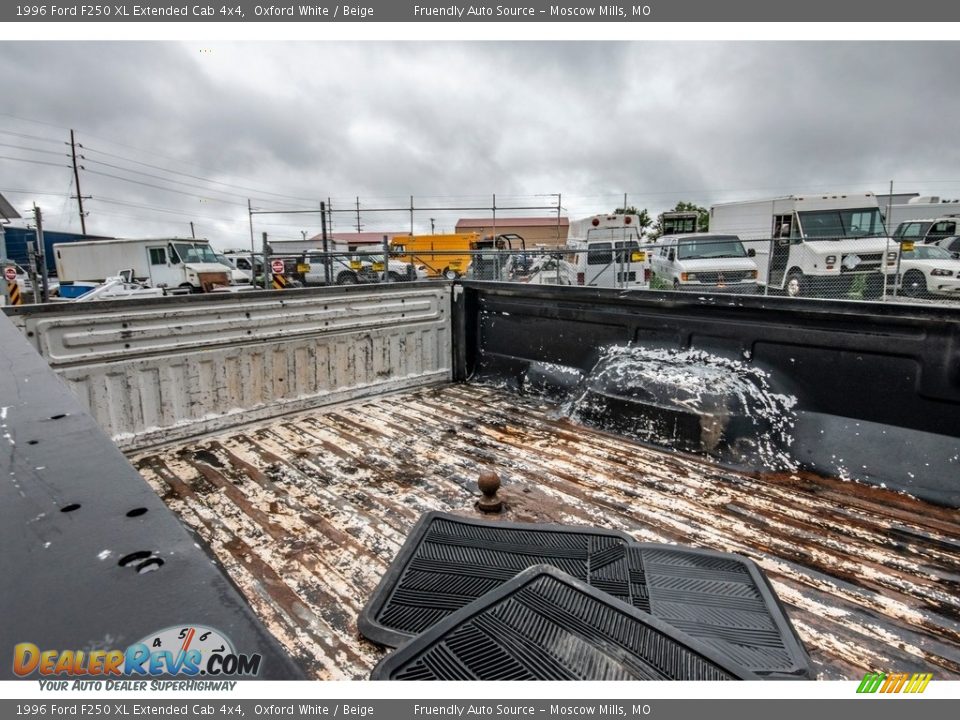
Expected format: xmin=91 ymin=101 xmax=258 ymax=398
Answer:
xmin=3 ymin=265 xmax=15 ymax=282
xmin=271 ymin=259 xmax=285 ymax=275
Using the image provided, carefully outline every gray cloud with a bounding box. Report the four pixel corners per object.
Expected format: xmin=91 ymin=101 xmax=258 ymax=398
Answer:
xmin=1 ymin=41 xmax=958 ymax=247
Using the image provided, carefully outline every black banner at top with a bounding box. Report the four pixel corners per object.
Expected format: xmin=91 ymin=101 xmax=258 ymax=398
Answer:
xmin=3 ymin=0 xmax=957 ymax=22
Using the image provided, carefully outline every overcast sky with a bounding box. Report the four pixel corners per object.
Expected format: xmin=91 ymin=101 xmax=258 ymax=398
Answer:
xmin=1 ymin=41 xmax=958 ymax=249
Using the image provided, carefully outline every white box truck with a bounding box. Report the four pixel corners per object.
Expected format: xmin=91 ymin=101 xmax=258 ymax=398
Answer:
xmin=54 ymin=238 xmax=234 ymax=293
xmin=709 ymin=192 xmax=896 ymax=298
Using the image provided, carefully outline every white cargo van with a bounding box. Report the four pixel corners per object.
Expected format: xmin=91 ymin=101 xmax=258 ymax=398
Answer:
xmin=651 ymin=234 xmax=759 ymax=293
xmin=566 ymin=213 xmax=651 ymax=289
xmin=709 ymin=192 xmax=896 ymax=298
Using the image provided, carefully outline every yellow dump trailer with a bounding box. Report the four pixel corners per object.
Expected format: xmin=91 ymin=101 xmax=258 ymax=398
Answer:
xmin=390 ymin=233 xmax=481 ymax=279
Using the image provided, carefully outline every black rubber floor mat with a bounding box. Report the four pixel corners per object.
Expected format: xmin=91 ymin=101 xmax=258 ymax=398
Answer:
xmin=359 ymin=512 xmax=633 ymax=647
xmin=359 ymin=511 xmax=812 ymax=678
xmin=370 ymin=565 xmax=757 ymax=680
xmin=628 ymin=544 xmax=812 ymax=679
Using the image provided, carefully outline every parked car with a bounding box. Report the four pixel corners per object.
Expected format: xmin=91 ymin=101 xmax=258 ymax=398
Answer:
xmin=892 ymin=217 xmax=960 ymax=246
xmin=301 ymin=250 xmax=377 ymax=285
xmin=933 ymin=236 xmax=960 ymax=258
xmin=214 ymin=253 xmax=253 ymax=285
xmin=222 ymin=252 xmax=264 ymax=276
xmin=651 ymin=234 xmax=759 ymax=293
xmin=885 ymin=244 xmax=960 ymax=298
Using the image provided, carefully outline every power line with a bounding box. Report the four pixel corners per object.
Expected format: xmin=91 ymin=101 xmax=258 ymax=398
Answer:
xmin=3 ymin=114 xmax=319 ymax=203
xmin=92 ymin=199 xmax=323 ymax=230
xmin=81 ymin=168 xmax=250 ymax=207
xmin=0 ymin=188 xmax=76 ymax=197
xmin=91 ymin=197 xmax=243 ymax=222
xmin=79 ymin=155 xmax=317 ymax=208
xmin=81 ymin=157 xmax=254 ymax=203
xmin=0 ymin=111 xmax=71 ymax=132
xmin=0 ymin=128 xmax=65 ymax=145
xmin=0 ymin=142 xmax=68 ymax=157
xmin=81 ymin=144 xmax=320 ymax=203
xmin=0 ymin=155 xmax=71 ymax=169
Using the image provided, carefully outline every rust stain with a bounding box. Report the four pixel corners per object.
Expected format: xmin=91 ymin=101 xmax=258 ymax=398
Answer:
xmin=131 ymin=384 xmax=960 ymax=680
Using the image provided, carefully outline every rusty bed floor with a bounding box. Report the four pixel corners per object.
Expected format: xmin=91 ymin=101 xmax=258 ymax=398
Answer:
xmin=130 ymin=383 xmax=960 ymax=681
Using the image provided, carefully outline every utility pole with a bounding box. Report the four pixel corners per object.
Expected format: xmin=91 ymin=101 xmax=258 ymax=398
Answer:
xmin=69 ymin=130 xmax=88 ymax=235
xmin=430 ymin=218 xmax=435 ymax=234
xmin=355 ymin=196 xmax=361 ymax=233
xmin=34 ymin=205 xmax=49 ymax=302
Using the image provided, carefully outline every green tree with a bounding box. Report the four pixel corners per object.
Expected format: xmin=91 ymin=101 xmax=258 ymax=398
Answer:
xmin=674 ymin=201 xmax=710 ymax=232
xmin=648 ymin=201 xmax=709 ymax=240
xmin=614 ymin=206 xmax=652 ymax=236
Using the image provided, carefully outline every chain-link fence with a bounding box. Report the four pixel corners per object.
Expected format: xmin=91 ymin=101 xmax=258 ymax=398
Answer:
xmin=243 ymin=233 xmax=960 ymax=306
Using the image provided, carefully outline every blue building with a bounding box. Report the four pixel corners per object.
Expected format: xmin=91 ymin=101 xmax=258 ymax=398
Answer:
xmin=1 ymin=226 xmax=113 ymax=275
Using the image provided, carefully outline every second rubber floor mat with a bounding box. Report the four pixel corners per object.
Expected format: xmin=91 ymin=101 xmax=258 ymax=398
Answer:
xmin=358 ymin=511 xmax=812 ymax=678
xmin=370 ymin=565 xmax=758 ymax=680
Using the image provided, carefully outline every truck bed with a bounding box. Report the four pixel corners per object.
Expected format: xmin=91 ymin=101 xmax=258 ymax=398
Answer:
xmin=130 ymin=383 xmax=960 ymax=681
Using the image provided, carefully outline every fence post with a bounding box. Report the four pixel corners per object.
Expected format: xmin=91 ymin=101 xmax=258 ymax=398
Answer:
xmin=883 ymin=233 xmax=892 ymax=302
xmin=34 ymin=206 xmax=50 ymax=303
xmin=26 ymin=241 xmax=40 ymax=303
xmin=382 ymin=234 xmax=390 ymax=282
xmin=261 ymin=232 xmax=270 ymax=290
xmin=764 ymin=238 xmax=774 ymax=296
xmin=0 ymin=224 xmax=9 ymax=306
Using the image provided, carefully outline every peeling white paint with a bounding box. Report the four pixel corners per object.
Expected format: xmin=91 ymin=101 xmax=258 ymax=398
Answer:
xmin=129 ymin=384 xmax=960 ymax=680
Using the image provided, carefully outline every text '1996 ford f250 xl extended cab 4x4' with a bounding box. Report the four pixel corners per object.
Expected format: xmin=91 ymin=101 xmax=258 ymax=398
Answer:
xmin=1 ymin=281 xmax=958 ymax=681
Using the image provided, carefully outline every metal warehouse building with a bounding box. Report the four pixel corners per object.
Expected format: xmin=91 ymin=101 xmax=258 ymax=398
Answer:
xmin=455 ymin=216 xmax=569 ymax=247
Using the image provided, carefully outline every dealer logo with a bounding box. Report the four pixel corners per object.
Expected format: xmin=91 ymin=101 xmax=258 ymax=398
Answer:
xmin=13 ymin=625 xmax=262 ymax=678
xmin=856 ymin=672 xmax=933 ymax=694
